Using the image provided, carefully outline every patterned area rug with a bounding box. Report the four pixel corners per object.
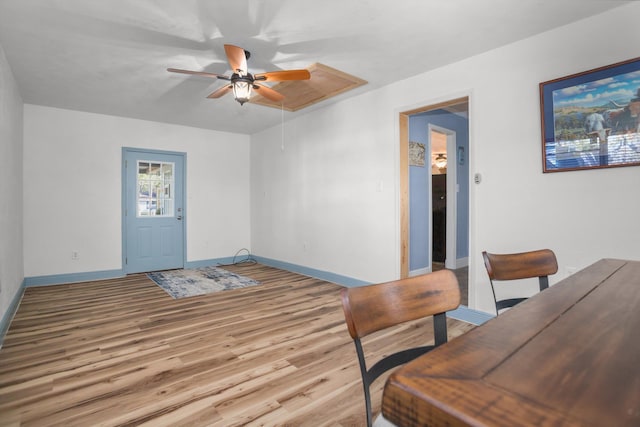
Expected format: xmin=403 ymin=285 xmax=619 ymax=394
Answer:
xmin=147 ymin=266 xmax=261 ymax=299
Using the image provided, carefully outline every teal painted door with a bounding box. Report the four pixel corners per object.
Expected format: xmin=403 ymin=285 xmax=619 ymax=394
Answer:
xmin=123 ymin=149 xmax=185 ymax=273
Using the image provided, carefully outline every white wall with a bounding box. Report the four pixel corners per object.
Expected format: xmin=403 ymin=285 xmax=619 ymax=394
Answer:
xmin=251 ymin=94 xmax=398 ymax=284
xmin=23 ymin=106 xmax=251 ymax=277
xmin=0 ymin=42 xmax=24 ymax=323
xmin=251 ymin=3 xmax=640 ymax=312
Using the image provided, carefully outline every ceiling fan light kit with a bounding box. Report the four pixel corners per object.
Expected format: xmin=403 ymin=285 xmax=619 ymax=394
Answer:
xmin=232 ymin=78 xmax=252 ymax=105
xmin=168 ymin=44 xmax=310 ymax=106
xmin=434 ymin=153 xmax=448 ymax=169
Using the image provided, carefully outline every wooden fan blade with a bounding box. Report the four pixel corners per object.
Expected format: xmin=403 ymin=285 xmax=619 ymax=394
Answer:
xmin=224 ymin=44 xmax=248 ymax=75
xmin=253 ymin=83 xmax=285 ymax=102
xmin=207 ymin=85 xmax=232 ymax=99
xmin=255 ymin=69 xmax=310 ymax=82
xmin=167 ymin=68 xmax=226 ymax=79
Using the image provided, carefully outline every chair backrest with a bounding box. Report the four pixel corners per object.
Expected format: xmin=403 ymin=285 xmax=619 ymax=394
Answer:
xmin=482 ymin=249 xmax=558 ymax=314
xmin=340 ymin=269 xmax=461 ymax=426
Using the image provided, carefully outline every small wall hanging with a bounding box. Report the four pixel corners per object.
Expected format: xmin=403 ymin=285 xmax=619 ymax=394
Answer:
xmin=409 ymin=141 xmax=426 ymax=167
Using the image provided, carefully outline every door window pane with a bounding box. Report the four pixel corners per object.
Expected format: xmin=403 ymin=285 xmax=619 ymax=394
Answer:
xmin=137 ymin=160 xmax=175 ymax=217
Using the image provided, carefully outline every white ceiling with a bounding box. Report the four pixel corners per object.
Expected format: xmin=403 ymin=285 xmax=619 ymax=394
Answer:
xmin=0 ymin=0 xmax=630 ymax=135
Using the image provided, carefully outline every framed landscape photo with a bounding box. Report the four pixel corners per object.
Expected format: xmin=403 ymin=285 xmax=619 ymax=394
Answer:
xmin=540 ymin=57 xmax=640 ymax=173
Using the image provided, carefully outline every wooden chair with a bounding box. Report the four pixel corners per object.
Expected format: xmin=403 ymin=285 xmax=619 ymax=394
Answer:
xmin=340 ymin=270 xmax=461 ymax=427
xmin=482 ymin=249 xmax=558 ymax=315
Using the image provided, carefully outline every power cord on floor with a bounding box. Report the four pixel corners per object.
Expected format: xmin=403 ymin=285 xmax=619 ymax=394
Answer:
xmin=218 ymin=248 xmax=257 ymax=267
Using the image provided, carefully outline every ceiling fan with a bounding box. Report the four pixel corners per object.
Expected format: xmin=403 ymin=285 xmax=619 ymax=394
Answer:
xmin=168 ymin=44 xmax=311 ymax=106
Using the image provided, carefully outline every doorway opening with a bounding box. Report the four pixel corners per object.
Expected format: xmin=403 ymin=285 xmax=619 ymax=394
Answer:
xmin=429 ymin=125 xmax=457 ymax=272
xmin=399 ymin=97 xmax=469 ymax=304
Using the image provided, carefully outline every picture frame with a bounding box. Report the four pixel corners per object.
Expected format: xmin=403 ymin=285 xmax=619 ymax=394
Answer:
xmin=540 ymin=57 xmax=640 ymax=173
xmin=408 ymin=141 xmax=426 ymax=167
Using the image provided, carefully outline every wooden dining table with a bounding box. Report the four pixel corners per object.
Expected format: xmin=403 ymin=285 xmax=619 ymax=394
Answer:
xmin=382 ymin=258 xmax=640 ymax=427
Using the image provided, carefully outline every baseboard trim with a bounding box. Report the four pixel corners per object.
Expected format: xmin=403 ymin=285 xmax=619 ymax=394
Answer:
xmin=0 ymin=279 xmax=26 ymax=348
xmin=20 ymin=257 xmax=491 ymax=325
xmin=14 ymin=258 xmax=492 ymax=345
xmin=455 ymin=257 xmax=469 ymax=269
xmin=409 ymin=267 xmax=430 ymax=277
xmin=24 ymin=269 xmax=125 ymax=287
xmin=411 ymin=258 xmax=469 ymax=275
xmin=254 ymin=256 xmax=493 ymax=325
xmin=23 ymin=258 xmax=245 ymax=287
xmin=253 ymin=256 xmax=369 ymax=288
xmin=447 ymin=305 xmax=494 ymax=325
xmin=186 ymin=257 xmax=239 ymax=269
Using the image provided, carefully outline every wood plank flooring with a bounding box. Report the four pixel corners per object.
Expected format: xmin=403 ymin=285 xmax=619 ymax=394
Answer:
xmin=0 ymin=264 xmax=474 ymax=426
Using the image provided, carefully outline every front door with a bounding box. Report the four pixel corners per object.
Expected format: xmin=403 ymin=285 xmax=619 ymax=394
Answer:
xmin=123 ymin=148 xmax=185 ymax=274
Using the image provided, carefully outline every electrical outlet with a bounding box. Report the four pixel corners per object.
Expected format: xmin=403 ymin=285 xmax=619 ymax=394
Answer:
xmin=71 ymin=251 xmax=79 ymax=260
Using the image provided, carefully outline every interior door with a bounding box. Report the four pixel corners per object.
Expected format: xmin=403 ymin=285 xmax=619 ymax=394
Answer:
xmin=123 ymin=148 xmax=185 ymax=274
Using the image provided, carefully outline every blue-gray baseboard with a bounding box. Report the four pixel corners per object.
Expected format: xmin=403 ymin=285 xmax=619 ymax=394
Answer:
xmin=23 ymin=269 xmax=125 ymax=287
xmin=7 ymin=255 xmax=493 ymax=346
xmin=253 ymin=256 xmax=493 ymax=325
xmin=0 ymin=280 xmax=25 ymax=348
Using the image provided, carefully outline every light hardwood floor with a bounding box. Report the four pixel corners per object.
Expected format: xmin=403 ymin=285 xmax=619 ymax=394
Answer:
xmin=0 ymin=264 xmax=474 ymax=426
